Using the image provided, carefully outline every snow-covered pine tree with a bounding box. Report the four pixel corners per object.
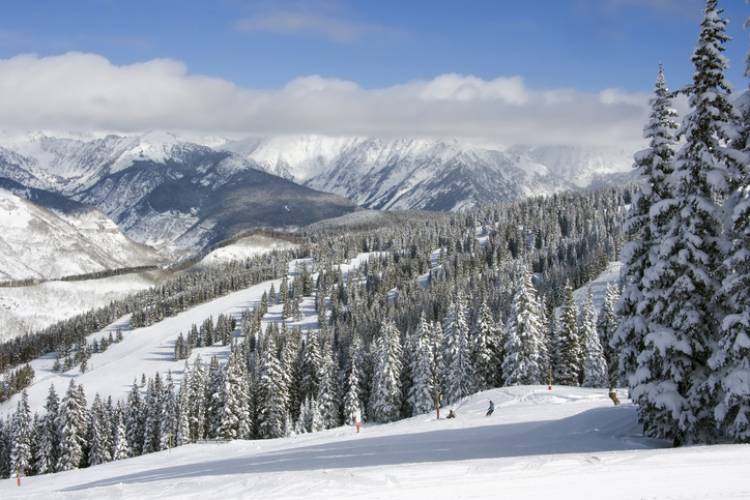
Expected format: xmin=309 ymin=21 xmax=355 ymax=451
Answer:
xmin=10 ymin=391 xmax=33 ymax=477
xmin=554 ymin=282 xmax=581 ymax=386
xmin=56 ymin=381 xmax=84 ymax=471
xmin=471 ymin=301 xmax=498 ymax=391
xmin=35 ymin=384 xmax=60 ymax=474
xmin=369 ymin=319 xmax=403 ymax=422
xmin=300 ymin=333 xmax=323 ymax=403
xmin=257 ymin=337 xmax=287 ymax=439
xmin=88 ymin=394 xmax=112 ymax=466
xmin=141 ymin=375 xmax=161 ymax=453
xmin=110 ymin=404 xmax=129 ymax=461
xmin=317 ymin=341 xmax=340 ymax=429
xmin=597 ymin=283 xmax=621 ymax=389
xmin=0 ymin=419 xmax=9 ymax=479
xmin=710 ymin=7 xmax=750 ymax=443
xmin=638 ymin=0 xmax=736 ymax=445
xmin=444 ymin=293 xmax=474 ymax=403
xmin=217 ymin=349 xmax=251 ymax=440
xmin=581 ymin=290 xmax=608 ymax=388
xmin=612 ymin=64 xmax=678 ymax=387
xmin=158 ymin=373 xmax=177 ymax=450
xmin=343 ymin=355 xmax=363 ymax=425
xmin=125 ymin=380 xmax=144 ymax=456
xmin=205 ymin=355 xmax=223 ymax=439
xmin=503 ymin=265 xmax=545 ymax=385
xmin=408 ymin=313 xmax=436 ymax=415
xmin=176 ymin=371 xmax=192 ymax=446
xmin=189 ymin=356 xmax=208 ymax=441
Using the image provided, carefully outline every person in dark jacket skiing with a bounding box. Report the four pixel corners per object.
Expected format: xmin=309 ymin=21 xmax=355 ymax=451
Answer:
xmin=486 ymin=400 xmax=495 ymax=416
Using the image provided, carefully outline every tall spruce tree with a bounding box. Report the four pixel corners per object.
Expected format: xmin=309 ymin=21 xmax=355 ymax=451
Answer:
xmin=612 ymin=64 xmax=678 ymax=387
xmin=369 ymin=319 xmax=403 ymax=422
xmin=581 ymin=290 xmax=608 ymax=388
xmin=554 ymin=283 xmax=581 ymax=386
xmin=597 ymin=283 xmax=621 ymax=389
xmin=638 ymin=0 xmax=735 ymax=445
xmin=710 ymin=6 xmax=750 ymax=443
xmin=408 ymin=314 xmax=436 ymax=415
xmin=503 ymin=265 xmax=545 ymax=385
xmin=444 ymin=294 xmax=475 ymax=402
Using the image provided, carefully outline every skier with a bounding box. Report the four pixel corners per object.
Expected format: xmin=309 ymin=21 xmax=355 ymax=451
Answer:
xmin=486 ymin=400 xmax=495 ymax=416
xmin=447 ymin=408 xmax=456 ymax=419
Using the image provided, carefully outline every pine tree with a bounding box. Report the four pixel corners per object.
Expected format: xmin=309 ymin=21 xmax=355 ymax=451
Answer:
xmin=110 ymin=403 xmax=130 ymax=461
xmin=638 ymin=1 xmax=736 ymax=445
xmin=408 ymin=314 xmax=436 ymax=415
xmin=503 ymin=265 xmax=545 ymax=385
xmin=125 ymin=380 xmax=144 ymax=456
xmin=35 ymin=384 xmax=60 ymax=474
xmin=581 ymin=290 xmax=608 ymax=388
xmin=343 ymin=355 xmax=363 ymax=424
xmin=472 ymin=301 xmax=499 ymax=390
xmin=159 ymin=373 xmax=177 ymax=450
xmin=369 ymin=319 xmax=403 ymax=423
xmin=444 ymin=294 xmax=474 ymax=403
xmin=554 ymin=283 xmax=581 ymax=386
xmin=612 ymin=64 xmax=678 ymax=387
xmin=205 ymin=356 xmax=224 ymax=439
xmin=257 ymin=337 xmax=287 ymax=439
xmin=317 ymin=342 xmax=339 ymax=429
xmin=175 ymin=368 xmax=192 ymax=447
xmin=189 ymin=356 xmax=208 ymax=441
xmin=217 ymin=349 xmax=251 ymax=440
xmin=597 ymin=283 xmax=621 ymax=389
xmin=56 ymin=381 xmax=84 ymax=471
xmin=10 ymin=391 xmax=33 ymax=477
xmin=710 ymin=7 xmax=750 ymax=443
xmin=88 ymin=394 xmax=112 ymax=466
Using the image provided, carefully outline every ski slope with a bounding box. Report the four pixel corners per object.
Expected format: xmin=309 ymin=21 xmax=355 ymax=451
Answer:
xmin=3 ymin=386 xmax=748 ymax=499
xmin=0 ymin=253 xmax=382 ymax=418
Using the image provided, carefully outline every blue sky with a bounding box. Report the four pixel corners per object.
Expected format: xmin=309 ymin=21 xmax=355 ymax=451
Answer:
xmin=1 ymin=0 xmax=746 ymax=91
xmin=0 ymin=0 xmax=746 ymax=146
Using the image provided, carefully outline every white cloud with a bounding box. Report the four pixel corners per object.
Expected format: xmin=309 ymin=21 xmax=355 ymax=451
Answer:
xmin=0 ymin=52 xmax=650 ymax=148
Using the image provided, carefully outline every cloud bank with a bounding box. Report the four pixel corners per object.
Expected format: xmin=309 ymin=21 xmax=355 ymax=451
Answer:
xmin=0 ymin=52 xmax=651 ymax=148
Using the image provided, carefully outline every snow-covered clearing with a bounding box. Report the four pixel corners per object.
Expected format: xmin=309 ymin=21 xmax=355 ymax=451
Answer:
xmin=0 ymin=271 xmax=163 ymax=342
xmin=3 ymin=385 xmax=748 ymax=499
xmin=199 ymin=234 xmax=298 ymax=267
xmin=573 ymin=261 xmax=622 ymax=311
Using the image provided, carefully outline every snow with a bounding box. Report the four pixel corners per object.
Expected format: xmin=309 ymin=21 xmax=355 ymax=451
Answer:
xmin=199 ymin=235 xmax=298 ymax=267
xmin=0 ymin=271 xmax=161 ymax=342
xmin=3 ymin=385 xmax=749 ymax=499
xmin=555 ymin=262 xmax=622 ymax=319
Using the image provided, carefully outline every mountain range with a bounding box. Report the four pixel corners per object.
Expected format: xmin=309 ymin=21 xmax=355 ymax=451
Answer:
xmin=0 ymin=132 xmax=634 ymax=259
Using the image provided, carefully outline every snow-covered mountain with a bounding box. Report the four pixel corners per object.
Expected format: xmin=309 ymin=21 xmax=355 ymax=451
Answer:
xmin=226 ymin=135 xmax=635 ymax=211
xmin=0 ymin=187 xmax=159 ymax=281
xmin=0 ymin=132 xmax=633 ymax=252
xmin=0 ymin=132 xmax=358 ymax=252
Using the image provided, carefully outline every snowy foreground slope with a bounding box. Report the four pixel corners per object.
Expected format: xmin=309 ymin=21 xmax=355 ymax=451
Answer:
xmin=3 ymin=386 xmax=749 ymax=500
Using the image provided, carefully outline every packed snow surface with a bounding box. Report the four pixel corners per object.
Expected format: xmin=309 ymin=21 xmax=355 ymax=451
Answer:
xmin=3 ymin=385 xmax=749 ymax=499
xmin=0 ymin=271 xmax=162 ymax=342
xmin=199 ymin=235 xmax=299 ymax=267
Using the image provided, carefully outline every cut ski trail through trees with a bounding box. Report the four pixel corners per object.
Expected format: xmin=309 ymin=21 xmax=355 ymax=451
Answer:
xmin=0 ymin=252 xmax=383 ymax=418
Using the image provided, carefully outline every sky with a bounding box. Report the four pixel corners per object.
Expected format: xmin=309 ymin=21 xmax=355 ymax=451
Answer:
xmin=0 ymin=0 xmax=747 ymax=147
